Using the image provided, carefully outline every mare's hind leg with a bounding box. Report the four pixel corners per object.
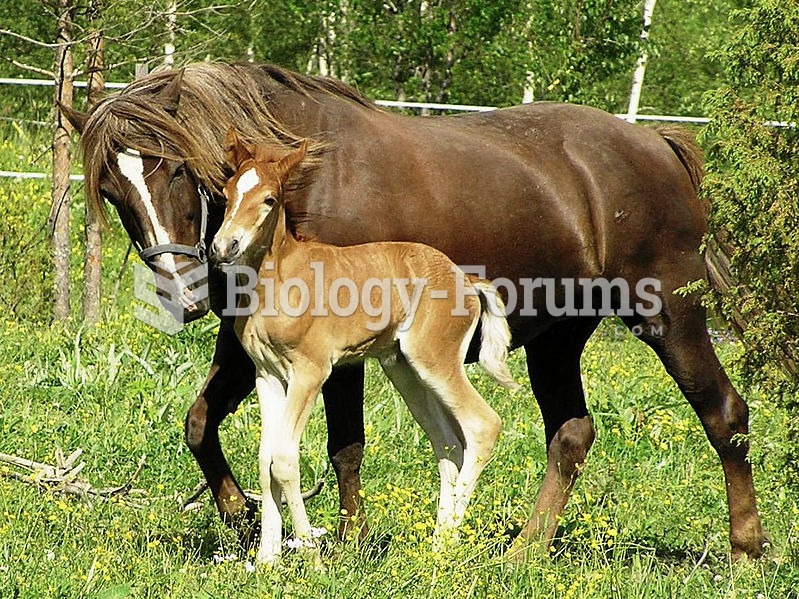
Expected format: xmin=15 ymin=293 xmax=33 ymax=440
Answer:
xmin=508 ymin=318 xmax=600 ymax=560
xmin=185 ymin=319 xmax=258 ymax=544
xmin=624 ymin=291 xmax=766 ymax=558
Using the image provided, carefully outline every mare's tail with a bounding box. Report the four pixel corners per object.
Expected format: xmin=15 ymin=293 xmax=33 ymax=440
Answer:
xmin=472 ymin=280 xmax=520 ymax=391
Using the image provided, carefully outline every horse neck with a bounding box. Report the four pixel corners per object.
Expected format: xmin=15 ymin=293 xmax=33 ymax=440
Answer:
xmin=263 ymin=84 xmax=369 ymax=138
xmin=247 ymin=200 xmax=296 ymax=277
xmin=207 ymin=197 xmax=226 ymax=246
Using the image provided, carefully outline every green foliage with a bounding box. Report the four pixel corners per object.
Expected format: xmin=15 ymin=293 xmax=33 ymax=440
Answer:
xmin=644 ymin=0 xmax=749 ymax=116
xmin=701 ymin=0 xmax=799 ymax=470
xmin=0 ymin=129 xmax=53 ymax=320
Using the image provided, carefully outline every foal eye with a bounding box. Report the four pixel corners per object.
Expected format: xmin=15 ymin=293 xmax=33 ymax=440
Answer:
xmin=264 ymin=195 xmax=275 ymax=206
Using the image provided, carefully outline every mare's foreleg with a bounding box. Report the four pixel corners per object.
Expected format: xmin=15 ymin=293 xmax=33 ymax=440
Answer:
xmin=322 ymin=362 xmax=368 ymax=540
xmin=185 ymin=320 xmax=257 ymax=545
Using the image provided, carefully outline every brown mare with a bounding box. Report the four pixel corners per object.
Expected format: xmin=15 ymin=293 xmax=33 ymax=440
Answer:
xmin=62 ymin=62 xmax=766 ymax=559
xmin=211 ymin=131 xmax=516 ymax=562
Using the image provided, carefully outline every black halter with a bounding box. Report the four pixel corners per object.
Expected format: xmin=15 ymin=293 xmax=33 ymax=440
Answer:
xmin=138 ymin=185 xmax=210 ymax=263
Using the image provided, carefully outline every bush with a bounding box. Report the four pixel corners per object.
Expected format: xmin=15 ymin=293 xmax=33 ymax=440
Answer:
xmin=701 ymin=0 xmax=799 ymax=472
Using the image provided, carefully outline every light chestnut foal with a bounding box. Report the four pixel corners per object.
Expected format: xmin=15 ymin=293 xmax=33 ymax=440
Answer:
xmin=210 ymin=129 xmax=518 ymax=564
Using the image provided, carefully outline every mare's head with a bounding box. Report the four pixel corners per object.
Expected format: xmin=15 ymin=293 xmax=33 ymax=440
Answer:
xmin=210 ymin=129 xmax=307 ymax=265
xmin=61 ymin=71 xmax=214 ymax=323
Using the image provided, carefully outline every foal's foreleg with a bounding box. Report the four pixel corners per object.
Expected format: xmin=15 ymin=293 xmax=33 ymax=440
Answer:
xmin=255 ymin=374 xmax=287 ymax=565
xmin=185 ymin=321 xmax=257 ymax=544
xmin=270 ymin=362 xmax=329 ymax=557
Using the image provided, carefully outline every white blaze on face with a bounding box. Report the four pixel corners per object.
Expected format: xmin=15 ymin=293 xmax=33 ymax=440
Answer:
xmin=219 ymin=167 xmax=265 ymax=253
xmin=116 ymin=149 xmax=171 ymax=247
xmin=230 ymin=168 xmax=260 ymax=220
xmin=116 ymin=149 xmax=193 ymax=302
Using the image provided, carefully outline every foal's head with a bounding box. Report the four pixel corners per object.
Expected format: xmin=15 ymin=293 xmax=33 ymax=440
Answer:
xmin=210 ymin=129 xmax=307 ymax=265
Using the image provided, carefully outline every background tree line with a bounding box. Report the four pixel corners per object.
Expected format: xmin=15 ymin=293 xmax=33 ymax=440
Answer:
xmin=0 ymin=1 xmax=796 ymax=465
xmin=1 ymin=0 xmax=744 ymax=119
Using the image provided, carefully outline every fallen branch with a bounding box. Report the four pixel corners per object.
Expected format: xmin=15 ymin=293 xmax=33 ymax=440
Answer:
xmin=182 ymin=466 xmax=329 ymax=511
xmin=0 ymin=448 xmax=147 ymax=507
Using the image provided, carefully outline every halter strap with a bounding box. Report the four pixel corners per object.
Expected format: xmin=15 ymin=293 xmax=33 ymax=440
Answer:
xmin=138 ymin=185 xmax=210 ymax=264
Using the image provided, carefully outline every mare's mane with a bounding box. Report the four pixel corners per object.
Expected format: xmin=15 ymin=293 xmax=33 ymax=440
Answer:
xmin=79 ymin=62 xmax=378 ymax=222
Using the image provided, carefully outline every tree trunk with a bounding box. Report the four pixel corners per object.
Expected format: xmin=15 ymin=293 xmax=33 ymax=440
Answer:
xmin=521 ymin=3 xmax=536 ymax=104
xmin=625 ymin=0 xmax=657 ymax=123
xmin=50 ymin=0 xmax=75 ymax=321
xmin=82 ymin=0 xmax=103 ymax=324
xmin=165 ymin=0 xmax=176 ymax=68
xmin=435 ymin=5 xmax=457 ymax=104
xmin=419 ymin=0 xmax=433 ymax=115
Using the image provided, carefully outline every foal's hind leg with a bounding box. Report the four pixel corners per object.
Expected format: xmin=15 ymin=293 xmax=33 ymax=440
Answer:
xmin=508 ymin=318 xmax=600 ymax=560
xmin=624 ymin=292 xmax=766 ymax=558
xmin=382 ymin=345 xmax=502 ymax=543
xmin=379 ymin=354 xmax=464 ymax=532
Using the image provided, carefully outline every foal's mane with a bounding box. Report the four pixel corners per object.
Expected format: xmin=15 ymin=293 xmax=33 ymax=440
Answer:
xmin=80 ymin=62 xmax=378 ymax=222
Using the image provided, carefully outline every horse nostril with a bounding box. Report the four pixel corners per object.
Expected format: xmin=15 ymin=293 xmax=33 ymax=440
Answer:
xmin=209 ymin=240 xmax=221 ymax=260
xmin=229 ymin=238 xmax=240 ymax=256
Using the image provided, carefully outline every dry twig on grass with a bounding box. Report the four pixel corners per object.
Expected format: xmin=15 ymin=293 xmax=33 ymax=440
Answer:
xmin=181 ymin=467 xmax=329 ymax=512
xmin=0 ymin=448 xmax=147 ymax=507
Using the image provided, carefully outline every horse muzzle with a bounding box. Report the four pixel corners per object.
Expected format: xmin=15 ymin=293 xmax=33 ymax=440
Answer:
xmin=149 ymin=254 xmax=210 ymax=323
xmin=209 ymin=237 xmax=242 ymax=266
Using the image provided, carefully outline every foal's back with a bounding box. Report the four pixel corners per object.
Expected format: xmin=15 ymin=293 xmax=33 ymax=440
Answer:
xmin=244 ymin=238 xmax=482 ymax=367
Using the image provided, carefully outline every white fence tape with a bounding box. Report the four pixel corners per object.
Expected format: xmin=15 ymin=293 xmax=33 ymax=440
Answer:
xmin=1 ymin=78 xmax=791 ymax=181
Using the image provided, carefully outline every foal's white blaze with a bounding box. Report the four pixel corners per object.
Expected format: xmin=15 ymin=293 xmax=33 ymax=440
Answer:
xmin=228 ymin=167 xmax=260 ymax=222
xmin=117 ymin=149 xmax=194 ymax=303
xmin=219 ymin=167 xmax=265 ymax=254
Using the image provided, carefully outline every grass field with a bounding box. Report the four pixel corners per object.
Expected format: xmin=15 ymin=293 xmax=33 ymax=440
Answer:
xmin=1 ymin=310 xmax=798 ymax=598
xmin=0 ymin=132 xmax=798 ymax=597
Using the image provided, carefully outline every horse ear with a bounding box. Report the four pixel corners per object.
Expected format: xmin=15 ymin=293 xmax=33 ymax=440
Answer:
xmin=158 ymin=69 xmax=184 ymax=115
xmin=224 ymin=127 xmax=253 ymax=170
xmin=59 ymin=102 xmax=89 ymax=134
xmin=276 ymin=141 xmax=308 ymax=180
xmin=253 ymin=143 xmax=288 ymax=165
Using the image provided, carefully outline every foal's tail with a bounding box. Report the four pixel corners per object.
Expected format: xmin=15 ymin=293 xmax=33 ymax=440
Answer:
xmin=472 ymin=280 xmax=520 ymax=391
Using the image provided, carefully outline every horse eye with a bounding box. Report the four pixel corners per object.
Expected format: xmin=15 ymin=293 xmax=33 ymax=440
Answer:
xmin=172 ymin=163 xmax=186 ymax=180
xmin=264 ymin=195 xmax=275 ymax=206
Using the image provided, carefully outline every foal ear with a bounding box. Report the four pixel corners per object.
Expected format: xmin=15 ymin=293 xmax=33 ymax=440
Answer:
xmin=158 ymin=69 xmax=184 ymax=115
xmin=223 ymin=127 xmax=253 ymax=170
xmin=276 ymin=140 xmax=308 ymax=180
xmin=59 ymin=102 xmax=89 ymax=134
